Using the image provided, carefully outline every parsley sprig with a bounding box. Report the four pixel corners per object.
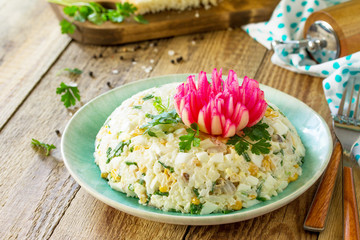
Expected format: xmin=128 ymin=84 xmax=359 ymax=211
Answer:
xmin=57 ymin=67 xmax=83 ymax=76
xmin=49 ymin=1 xmax=148 ymax=34
xmin=179 ymin=123 xmax=201 ymax=152
xmin=56 ymin=82 xmax=81 ymax=108
xmin=31 ymin=139 xmax=56 ymax=156
xmin=140 ymin=110 xmax=182 ymax=137
xmin=227 ymin=122 xmax=271 ymax=156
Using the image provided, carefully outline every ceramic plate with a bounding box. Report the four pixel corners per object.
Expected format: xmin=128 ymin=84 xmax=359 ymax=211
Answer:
xmin=61 ymin=74 xmax=333 ymax=225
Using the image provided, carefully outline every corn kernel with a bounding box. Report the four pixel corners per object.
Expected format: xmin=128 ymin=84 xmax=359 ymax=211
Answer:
xmin=110 ymin=169 xmax=120 ymax=182
xmin=294 ymin=164 xmax=299 ymax=168
xmin=231 ymin=201 xmax=243 ymax=210
xmin=134 ymin=146 xmax=141 ymax=151
xmin=140 ymin=166 xmax=147 ymax=173
xmin=101 ymin=172 xmax=108 ymax=179
xmin=249 ymin=194 xmax=256 ymax=200
xmin=264 ymin=107 xmax=279 ymax=118
xmin=288 ymin=173 xmax=298 ymax=182
xmin=193 ymin=158 xmax=201 ymax=167
xmin=191 ymin=197 xmax=200 ymax=205
xmin=160 ymin=139 xmax=167 ymax=145
xmin=108 ymin=131 xmax=112 ymax=134
xmin=159 ymin=185 xmax=168 ymax=192
xmin=248 ymin=163 xmax=259 ymax=176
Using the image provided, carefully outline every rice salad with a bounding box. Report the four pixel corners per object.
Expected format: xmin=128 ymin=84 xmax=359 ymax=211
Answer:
xmin=94 ymin=82 xmax=305 ymax=214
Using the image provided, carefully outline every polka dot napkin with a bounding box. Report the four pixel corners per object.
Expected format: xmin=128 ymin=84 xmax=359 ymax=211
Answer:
xmin=243 ymin=0 xmax=360 ymax=164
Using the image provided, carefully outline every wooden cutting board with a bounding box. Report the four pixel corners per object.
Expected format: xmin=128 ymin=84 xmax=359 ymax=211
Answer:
xmin=51 ymin=0 xmax=279 ymax=45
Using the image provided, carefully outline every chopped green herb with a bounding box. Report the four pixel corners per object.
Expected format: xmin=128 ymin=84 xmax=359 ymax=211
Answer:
xmin=292 ymin=146 xmax=296 ymax=153
xmin=125 ymin=161 xmax=138 ymax=167
xmin=210 ymin=181 xmax=216 ymax=194
xmin=106 ymin=140 xmax=131 ymax=163
xmin=50 ymin=1 xmax=148 ymax=34
xmin=193 ymin=188 xmax=200 ymax=198
xmin=222 ymin=210 xmax=234 ymax=214
xmin=146 ymin=194 xmax=152 ymax=205
xmin=168 ymin=208 xmax=181 ymax=213
xmin=96 ymin=139 xmax=101 ymax=149
xmin=133 ymin=105 xmax=142 ymax=109
xmin=142 ymin=172 xmax=146 ymax=176
xmin=31 ymin=138 xmax=56 ymax=156
xmin=139 ymin=179 xmax=145 ymax=185
xmin=56 ymin=82 xmax=81 ymax=108
xmin=141 ymin=110 xmax=182 ymax=136
xmin=282 ymin=134 xmax=287 ymax=139
xmin=128 ymin=184 xmax=134 ymax=191
xmin=299 ymin=156 xmax=305 ymax=166
xmin=190 ymin=203 xmax=203 ymax=214
xmin=147 ymin=130 xmax=157 ymax=137
xmin=256 ymin=183 xmax=266 ymax=202
xmin=142 ymin=94 xmax=154 ymax=101
xmin=153 ymin=96 xmax=169 ymax=113
xmin=158 ymin=160 xmax=174 ymax=173
xmin=242 ymin=152 xmax=251 ymax=162
xmin=129 ymin=146 xmax=134 ymax=152
xmin=274 ymin=149 xmax=284 ymax=156
xmin=227 ymin=121 xmax=271 ymax=156
xmin=179 ymin=123 xmax=200 ymax=152
xmin=281 ymin=159 xmax=283 ymax=166
xmin=154 ymin=190 xmax=169 ymax=197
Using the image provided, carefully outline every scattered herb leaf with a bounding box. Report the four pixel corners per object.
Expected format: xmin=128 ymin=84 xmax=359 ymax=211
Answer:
xmin=158 ymin=160 xmax=174 ymax=173
xmin=141 ymin=110 xmax=182 ymax=136
xmin=227 ymin=121 xmax=271 ymax=156
xmin=179 ymin=123 xmax=200 ymax=152
xmin=56 ymin=82 xmax=81 ymax=108
xmin=154 ymin=190 xmax=169 ymax=197
xmin=133 ymin=105 xmax=142 ymax=109
xmin=60 ymin=19 xmax=76 ymax=34
xmin=193 ymin=188 xmax=200 ymax=198
xmin=242 ymin=152 xmax=251 ymax=162
xmin=31 ymin=138 xmax=56 ymax=156
xmin=125 ymin=161 xmax=138 ymax=167
xmin=190 ymin=203 xmax=203 ymax=214
xmin=106 ymin=140 xmax=131 ymax=163
xmin=153 ymin=96 xmax=169 ymax=113
xmin=142 ymin=94 xmax=154 ymax=101
xmin=61 ymin=67 xmax=83 ymax=75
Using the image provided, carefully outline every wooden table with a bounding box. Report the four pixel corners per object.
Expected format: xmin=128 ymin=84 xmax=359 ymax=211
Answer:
xmin=0 ymin=0 xmax=351 ymax=239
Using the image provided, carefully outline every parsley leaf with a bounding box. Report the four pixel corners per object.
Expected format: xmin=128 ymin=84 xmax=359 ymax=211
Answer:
xmin=227 ymin=121 xmax=271 ymax=156
xmin=56 ymin=82 xmax=81 ymax=108
xmin=31 ymin=138 xmax=56 ymax=156
xmin=60 ymin=19 xmax=76 ymax=34
xmin=125 ymin=161 xmax=138 ymax=167
xmin=60 ymin=67 xmax=83 ymax=75
xmin=52 ymin=1 xmax=148 ymax=34
xmin=179 ymin=123 xmax=200 ymax=152
xmin=140 ymin=110 xmax=182 ymax=136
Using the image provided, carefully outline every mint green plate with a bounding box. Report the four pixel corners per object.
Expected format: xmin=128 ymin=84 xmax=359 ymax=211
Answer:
xmin=61 ymin=74 xmax=332 ymax=225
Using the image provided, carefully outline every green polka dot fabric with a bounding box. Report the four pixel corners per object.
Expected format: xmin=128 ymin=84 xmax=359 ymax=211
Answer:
xmin=243 ymin=0 xmax=360 ymax=164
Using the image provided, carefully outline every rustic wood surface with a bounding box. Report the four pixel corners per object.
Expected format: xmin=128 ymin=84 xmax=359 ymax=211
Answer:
xmin=1 ymin=1 xmax=359 ymax=240
xmin=51 ymin=0 xmax=279 ymax=45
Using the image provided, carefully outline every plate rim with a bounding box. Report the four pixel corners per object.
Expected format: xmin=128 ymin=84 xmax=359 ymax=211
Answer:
xmin=61 ymin=73 xmax=333 ymax=225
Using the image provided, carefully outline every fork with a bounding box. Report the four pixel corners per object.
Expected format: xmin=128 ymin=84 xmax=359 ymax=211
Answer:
xmin=333 ymin=78 xmax=360 ymax=239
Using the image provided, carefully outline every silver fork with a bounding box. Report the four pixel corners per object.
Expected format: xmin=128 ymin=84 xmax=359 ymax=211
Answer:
xmin=333 ymin=78 xmax=360 ymax=239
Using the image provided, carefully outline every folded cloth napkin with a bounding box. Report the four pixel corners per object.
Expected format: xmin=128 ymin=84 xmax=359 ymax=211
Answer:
xmin=243 ymin=0 xmax=360 ymax=164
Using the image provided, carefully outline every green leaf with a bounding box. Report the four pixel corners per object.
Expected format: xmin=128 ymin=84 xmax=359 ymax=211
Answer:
xmin=154 ymin=190 xmax=169 ymax=197
xmin=133 ymin=15 xmax=148 ymax=24
xmin=153 ymin=96 xmax=169 ymax=113
xmin=56 ymin=82 xmax=81 ymax=108
xmin=158 ymin=160 xmax=174 ymax=173
xmin=142 ymin=94 xmax=154 ymax=101
xmin=88 ymin=12 xmax=105 ymax=25
xmin=243 ymin=122 xmax=271 ymax=141
xmin=125 ymin=161 xmax=138 ymax=167
xmin=60 ymin=19 xmax=76 ymax=34
xmin=179 ymin=123 xmax=200 ymax=152
xmin=234 ymin=141 xmax=248 ymax=155
xmin=106 ymin=140 xmax=131 ymax=163
xmin=251 ymin=139 xmax=271 ymax=155
xmin=63 ymin=6 xmax=78 ymax=16
xmin=141 ymin=110 xmax=182 ymax=136
xmin=193 ymin=188 xmax=200 ymax=198
xmin=190 ymin=203 xmax=203 ymax=214
xmin=62 ymin=67 xmax=83 ymax=75
xmin=107 ymin=10 xmax=124 ymax=23
xmin=31 ymin=138 xmax=56 ymax=156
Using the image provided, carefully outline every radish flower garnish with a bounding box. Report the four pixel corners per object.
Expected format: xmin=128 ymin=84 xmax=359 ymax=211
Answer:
xmin=174 ymin=69 xmax=267 ymax=138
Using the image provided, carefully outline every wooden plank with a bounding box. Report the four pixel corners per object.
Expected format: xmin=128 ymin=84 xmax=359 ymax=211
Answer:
xmin=184 ymin=51 xmax=323 ymax=239
xmin=0 ymin=0 xmax=71 ymax=131
xmin=46 ymin=30 xmax=268 ymax=238
xmin=50 ymin=0 xmax=279 ymax=45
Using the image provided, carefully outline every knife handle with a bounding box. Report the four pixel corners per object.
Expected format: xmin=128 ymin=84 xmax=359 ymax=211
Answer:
xmin=303 ymin=142 xmax=342 ymax=232
xmin=343 ymin=166 xmax=360 ymax=240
